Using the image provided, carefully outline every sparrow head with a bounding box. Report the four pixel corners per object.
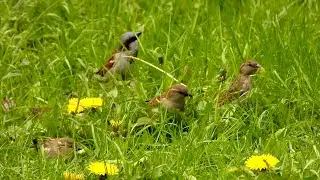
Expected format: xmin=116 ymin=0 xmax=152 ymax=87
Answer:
xmin=167 ymin=84 xmax=192 ymax=99
xmin=118 ymin=32 xmax=142 ymax=51
xmin=239 ymin=60 xmax=262 ymax=75
xmin=159 ymin=83 xmax=192 ymax=111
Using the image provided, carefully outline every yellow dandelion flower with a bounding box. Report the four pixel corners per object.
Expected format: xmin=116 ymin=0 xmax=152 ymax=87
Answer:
xmin=105 ymin=163 xmax=120 ymax=175
xmin=67 ymin=104 xmax=84 ymax=114
xmin=245 ymin=154 xmax=279 ymax=171
xmin=80 ymin=98 xmax=103 ymax=108
xmin=110 ymin=120 xmax=122 ymax=128
xmin=68 ymin=98 xmax=80 ymax=105
xmin=67 ymin=97 xmax=103 ymax=114
xmin=63 ymin=172 xmax=84 ymax=180
xmin=245 ymin=155 xmax=266 ymax=170
xmin=110 ymin=119 xmax=117 ymax=127
xmin=88 ymin=162 xmax=106 ymax=175
xmin=67 ymin=104 xmax=85 ymax=114
xmin=261 ymin=154 xmax=280 ymax=167
xmin=67 ymin=98 xmax=84 ymax=114
xmin=88 ymin=161 xmax=119 ymax=176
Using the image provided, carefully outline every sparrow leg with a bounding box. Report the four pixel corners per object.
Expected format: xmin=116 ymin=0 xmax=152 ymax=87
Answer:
xmin=33 ymin=139 xmax=39 ymax=152
xmin=121 ymin=73 xmax=126 ymax=80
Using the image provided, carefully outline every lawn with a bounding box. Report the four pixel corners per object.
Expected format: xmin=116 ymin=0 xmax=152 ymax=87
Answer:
xmin=1 ymin=0 xmax=320 ymax=179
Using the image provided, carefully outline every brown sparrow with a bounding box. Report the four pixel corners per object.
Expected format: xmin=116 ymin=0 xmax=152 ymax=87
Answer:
xmin=146 ymin=83 xmax=192 ymax=111
xmin=30 ymin=107 xmax=52 ymax=117
xmin=96 ymin=31 xmax=142 ymax=80
xmin=33 ymin=138 xmax=79 ymax=158
xmin=2 ymin=97 xmax=16 ymax=112
xmin=218 ymin=60 xmax=262 ymax=105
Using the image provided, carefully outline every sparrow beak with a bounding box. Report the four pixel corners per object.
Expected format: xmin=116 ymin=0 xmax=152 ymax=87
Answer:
xmin=76 ymin=145 xmax=82 ymax=151
xmin=257 ymin=66 xmax=265 ymax=74
xmin=76 ymin=145 xmax=86 ymax=154
xmin=136 ymin=32 xmax=142 ymax=37
xmin=255 ymin=64 xmax=262 ymax=69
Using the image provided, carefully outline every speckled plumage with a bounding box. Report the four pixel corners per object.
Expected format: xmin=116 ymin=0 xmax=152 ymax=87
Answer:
xmin=147 ymin=84 xmax=192 ymax=111
xmin=41 ymin=138 xmax=75 ymax=158
xmin=218 ymin=60 xmax=262 ymax=105
xmin=96 ymin=32 xmax=142 ymax=79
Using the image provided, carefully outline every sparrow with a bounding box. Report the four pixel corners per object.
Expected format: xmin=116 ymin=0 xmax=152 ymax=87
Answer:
xmin=2 ymin=97 xmax=16 ymax=112
xmin=33 ymin=138 xmax=80 ymax=158
xmin=218 ymin=60 xmax=262 ymax=105
xmin=30 ymin=107 xmax=52 ymax=117
xmin=146 ymin=83 xmax=192 ymax=111
xmin=96 ymin=31 xmax=142 ymax=80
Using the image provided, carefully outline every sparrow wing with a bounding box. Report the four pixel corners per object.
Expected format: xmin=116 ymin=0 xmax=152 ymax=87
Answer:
xmin=146 ymin=91 xmax=169 ymax=105
xmin=96 ymin=49 xmax=120 ymax=76
xmin=228 ymin=75 xmax=242 ymax=93
xmin=230 ymin=74 xmax=251 ymax=96
xmin=146 ymin=96 xmax=161 ymax=105
xmin=218 ymin=75 xmax=242 ymax=105
xmin=56 ymin=138 xmax=74 ymax=148
xmin=43 ymin=138 xmax=74 ymax=157
xmin=42 ymin=139 xmax=58 ymax=156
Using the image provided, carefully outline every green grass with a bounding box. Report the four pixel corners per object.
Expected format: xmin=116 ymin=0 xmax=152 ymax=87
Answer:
xmin=1 ymin=0 xmax=320 ymax=179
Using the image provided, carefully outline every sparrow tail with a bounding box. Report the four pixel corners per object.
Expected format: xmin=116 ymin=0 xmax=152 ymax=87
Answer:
xmin=96 ymin=68 xmax=106 ymax=76
xmin=33 ymin=138 xmax=39 ymax=152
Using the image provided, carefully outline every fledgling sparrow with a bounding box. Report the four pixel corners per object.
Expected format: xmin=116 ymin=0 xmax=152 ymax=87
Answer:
xmin=146 ymin=83 xmax=192 ymax=111
xmin=96 ymin=31 xmax=142 ymax=80
xmin=33 ymin=138 xmax=80 ymax=158
xmin=2 ymin=97 xmax=16 ymax=112
xmin=218 ymin=60 xmax=262 ymax=105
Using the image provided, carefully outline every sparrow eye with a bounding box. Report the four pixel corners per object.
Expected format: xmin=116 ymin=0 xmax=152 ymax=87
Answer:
xmin=178 ymin=91 xmax=190 ymax=96
xmin=248 ymin=63 xmax=257 ymax=68
xmin=178 ymin=91 xmax=184 ymax=95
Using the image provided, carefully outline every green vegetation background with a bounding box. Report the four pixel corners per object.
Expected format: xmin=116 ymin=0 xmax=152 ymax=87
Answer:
xmin=1 ymin=0 xmax=320 ymax=179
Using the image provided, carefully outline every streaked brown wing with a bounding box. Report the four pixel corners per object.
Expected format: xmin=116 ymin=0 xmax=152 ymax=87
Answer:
xmin=218 ymin=75 xmax=242 ymax=106
xmin=96 ymin=49 xmax=120 ymax=76
xmin=146 ymin=96 xmax=161 ymax=105
xmin=146 ymin=91 xmax=170 ymax=105
xmin=43 ymin=138 xmax=74 ymax=157
xmin=228 ymin=75 xmax=242 ymax=93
